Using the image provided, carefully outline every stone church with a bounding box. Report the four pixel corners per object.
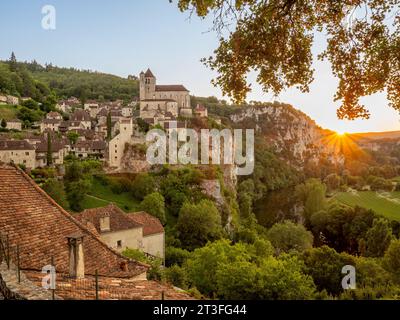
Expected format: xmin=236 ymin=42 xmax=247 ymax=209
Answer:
xmin=139 ymin=69 xmax=192 ymax=119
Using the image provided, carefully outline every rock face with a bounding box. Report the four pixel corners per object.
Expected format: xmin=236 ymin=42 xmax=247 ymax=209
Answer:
xmin=119 ymin=143 xmax=151 ymax=173
xmin=200 ymin=179 xmax=224 ymax=206
xmin=229 ymin=103 xmax=343 ymax=166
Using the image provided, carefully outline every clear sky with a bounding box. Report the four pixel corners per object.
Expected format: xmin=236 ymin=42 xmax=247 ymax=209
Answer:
xmin=0 ymin=0 xmax=398 ymax=133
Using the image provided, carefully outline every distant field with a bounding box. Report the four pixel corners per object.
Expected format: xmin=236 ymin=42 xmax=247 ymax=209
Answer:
xmin=0 ymin=104 xmax=18 ymax=120
xmin=83 ymin=176 xmax=140 ymax=212
xmin=334 ymin=191 xmax=400 ymax=221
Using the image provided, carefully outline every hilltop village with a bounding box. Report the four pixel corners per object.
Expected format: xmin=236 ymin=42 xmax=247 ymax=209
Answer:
xmin=0 ymin=69 xmax=208 ymax=171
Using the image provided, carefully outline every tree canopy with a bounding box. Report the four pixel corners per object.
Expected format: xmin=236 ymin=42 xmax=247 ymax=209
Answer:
xmin=176 ymin=0 xmax=400 ymax=120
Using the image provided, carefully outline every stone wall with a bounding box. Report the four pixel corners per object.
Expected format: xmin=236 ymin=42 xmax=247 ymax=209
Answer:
xmin=0 ymin=261 xmax=60 ymax=300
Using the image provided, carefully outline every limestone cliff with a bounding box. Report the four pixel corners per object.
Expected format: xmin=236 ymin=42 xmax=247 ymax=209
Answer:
xmin=119 ymin=143 xmax=151 ymax=173
xmin=228 ymin=102 xmax=344 ymax=167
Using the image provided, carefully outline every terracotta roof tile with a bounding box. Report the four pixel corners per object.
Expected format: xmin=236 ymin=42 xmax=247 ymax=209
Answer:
xmin=144 ymin=68 xmax=155 ymax=78
xmin=128 ymin=212 xmax=164 ymax=236
xmin=75 ymin=204 xmax=142 ymax=234
xmin=0 ymin=165 xmax=148 ymax=278
xmin=0 ymin=140 xmax=35 ymax=151
xmin=71 ymin=109 xmax=91 ymax=122
xmin=25 ymin=271 xmax=193 ymax=300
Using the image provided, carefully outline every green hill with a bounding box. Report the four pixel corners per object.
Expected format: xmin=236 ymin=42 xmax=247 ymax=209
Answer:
xmin=0 ymin=55 xmax=139 ymax=102
xmin=335 ymin=191 xmax=400 ymax=221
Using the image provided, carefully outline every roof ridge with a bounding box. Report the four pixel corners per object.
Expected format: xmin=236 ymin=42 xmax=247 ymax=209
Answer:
xmin=12 ymin=165 xmax=150 ymax=272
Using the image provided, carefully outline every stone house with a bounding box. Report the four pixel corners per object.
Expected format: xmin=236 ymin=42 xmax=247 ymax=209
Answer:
xmin=84 ymin=101 xmax=100 ymax=118
xmin=108 ymin=118 xmax=133 ymax=169
xmin=122 ymin=106 xmax=133 ymax=117
xmin=40 ymin=119 xmax=61 ymax=133
xmin=69 ymin=140 xmax=106 ymax=160
xmin=194 ymin=104 xmax=208 ymax=118
xmin=75 ymin=205 xmax=165 ymax=259
xmin=58 ymin=121 xmax=70 ymax=133
xmin=34 ymin=138 xmax=67 ymax=167
xmin=56 ymin=97 xmax=80 ymax=113
xmin=70 ymin=109 xmax=91 ymax=130
xmin=0 ymin=95 xmax=7 ymax=105
xmin=68 ymin=120 xmax=87 ymax=131
xmin=5 ymin=119 xmax=22 ymax=131
xmin=6 ymin=95 xmax=19 ymax=105
xmin=97 ymin=108 xmax=124 ymax=125
xmin=46 ymin=111 xmax=63 ymax=120
xmin=128 ymin=212 xmax=165 ymax=259
xmin=0 ymin=140 xmax=36 ymax=169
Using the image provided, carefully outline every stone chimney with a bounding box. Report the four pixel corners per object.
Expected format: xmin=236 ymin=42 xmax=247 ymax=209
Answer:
xmin=66 ymin=233 xmax=85 ymax=278
xmin=99 ymin=214 xmax=110 ymax=233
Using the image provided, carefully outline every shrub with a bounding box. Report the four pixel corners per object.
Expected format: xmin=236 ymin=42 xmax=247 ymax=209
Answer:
xmin=165 ymin=247 xmax=191 ymax=267
xmin=164 ymin=265 xmax=188 ymax=289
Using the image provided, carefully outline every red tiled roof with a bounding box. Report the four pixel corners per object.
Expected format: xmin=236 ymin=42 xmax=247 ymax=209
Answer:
xmin=47 ymin=111 xmax=61 ymax=118
xmin=35 ymin=140 xmax=65 ymax=153
xmin=155 ymin=85 xmax=188 ymax=92
xmin=128 ymin=212 xmax=164 ymax=236
xmin=75 ymin=204 xmax=142 ymax=234
xmin=25 ymin=271 xmax=193 ymax=300
xmin=71 ymin=109 xmax=91 ymax=122
xmin=0 ymin=140 xmax=35 ymax=151
xmin=97 ymin=108 xmax=108 ymax=117
xmin=0 ymin=165 xmax=148 ymax=278
xmin=144 ymin=68 xmax=155 ymax=78
xmin=42 ymin=119 xmax=61 ymax=124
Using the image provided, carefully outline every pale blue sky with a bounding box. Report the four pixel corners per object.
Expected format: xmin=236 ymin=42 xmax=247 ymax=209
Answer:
xmin=0 ymin=0 xmax=398 ymax=133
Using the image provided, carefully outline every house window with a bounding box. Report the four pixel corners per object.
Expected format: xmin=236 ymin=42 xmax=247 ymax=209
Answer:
xmin=25 ymin=152 xmax=29 ymax=156
xmin=117 ymin=240 xmax=122 ymax=248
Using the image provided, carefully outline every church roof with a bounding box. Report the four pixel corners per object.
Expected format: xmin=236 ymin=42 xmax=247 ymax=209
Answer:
xmin=144 ymin=68 xmax=155 ymax=78
xmin=155 ymin=85 xmax=189 ymax=92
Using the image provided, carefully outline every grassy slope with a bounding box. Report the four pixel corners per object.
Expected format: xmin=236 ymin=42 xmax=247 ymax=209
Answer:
xmin=335 ymin=191 xmax=400 ymax=221
xmin=82 ymin=177 xmax=140 ymax=212
xmin=0 ymin=104 xmax=18 ymax=120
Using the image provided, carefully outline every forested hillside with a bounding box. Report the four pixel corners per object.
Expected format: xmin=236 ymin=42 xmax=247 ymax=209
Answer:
xmin=0 ymin=53 xmax=139 ymax=102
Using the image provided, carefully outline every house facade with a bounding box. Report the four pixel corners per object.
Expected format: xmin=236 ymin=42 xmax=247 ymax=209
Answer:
xmin=108 ymin=118 xmax=133 ymax=168
xmin=5 ymin=119 xmax=22 ymax=131
xmin=0 ymin=140 xmax=36 ymax=168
